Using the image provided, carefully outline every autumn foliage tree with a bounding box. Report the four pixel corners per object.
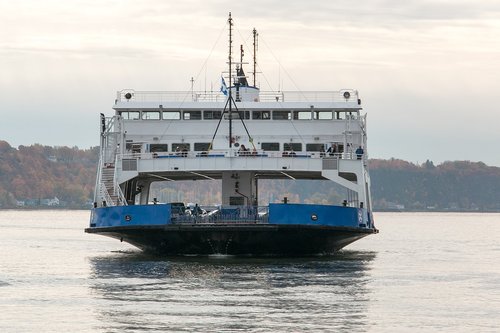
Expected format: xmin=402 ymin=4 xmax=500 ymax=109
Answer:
xmin=369 ymin=158 xmax=500 ymax=211
xmin=0 ymin=141 xmax=98 ymax=207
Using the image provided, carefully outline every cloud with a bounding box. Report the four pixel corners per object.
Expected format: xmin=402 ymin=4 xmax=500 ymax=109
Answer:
xmin=195 ymin=0 xmax=500 ymax=26
xmin=0 ymin=0 xmax=500 ymax=165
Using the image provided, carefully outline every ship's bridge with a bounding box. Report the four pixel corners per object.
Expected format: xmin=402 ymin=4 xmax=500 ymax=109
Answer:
xmin=110 ymin=89 xmax=366 ymax=158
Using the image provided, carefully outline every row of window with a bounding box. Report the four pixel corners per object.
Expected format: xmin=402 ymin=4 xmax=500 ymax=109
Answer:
xmin=131 ymin=142 xmax=345 ymax=153
xmin=119 ymin=110 xmax=357 ymax=121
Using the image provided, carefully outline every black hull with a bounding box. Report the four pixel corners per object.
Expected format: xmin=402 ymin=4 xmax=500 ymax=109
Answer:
xmin=85 ymin=224 xmax=377 ymax=256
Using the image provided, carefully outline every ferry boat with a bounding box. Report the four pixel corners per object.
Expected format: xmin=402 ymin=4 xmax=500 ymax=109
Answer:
xmin=85 ymin=14 xmax=378 ymax=255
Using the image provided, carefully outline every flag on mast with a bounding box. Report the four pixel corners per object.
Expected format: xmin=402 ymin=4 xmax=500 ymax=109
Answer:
xmin=220 ymin=76 xmax=228 ymax=96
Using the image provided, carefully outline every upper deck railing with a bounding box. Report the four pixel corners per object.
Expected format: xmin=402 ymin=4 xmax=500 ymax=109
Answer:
xmin=116 ymin=90 xmax=360 ymax=104
xmin=118 ymin=149 xmax=365 ymax=163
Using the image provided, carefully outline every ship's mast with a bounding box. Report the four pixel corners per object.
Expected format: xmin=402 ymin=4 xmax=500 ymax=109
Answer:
xmin=228 ymin=12 xmax=233 ymax=148
xmin=253 ymin=28 xmax=258 ymax=87
xmin=210 ymin=13 xmax=255 ymax=151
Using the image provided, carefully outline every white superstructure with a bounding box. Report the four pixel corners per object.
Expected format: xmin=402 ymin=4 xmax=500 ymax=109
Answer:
xmin=95 ymin=88 xmax=372 ymax=212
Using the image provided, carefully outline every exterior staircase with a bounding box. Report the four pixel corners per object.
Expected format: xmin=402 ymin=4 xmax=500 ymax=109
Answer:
xmin=101 ymin=166 xmax=118 ymax=206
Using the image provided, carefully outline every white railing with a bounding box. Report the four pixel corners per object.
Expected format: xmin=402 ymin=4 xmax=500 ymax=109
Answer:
xmin=113 ymin=155 xmax=128 ymax=206
xmin=115 ymin=183 xmax=127 ymax=206
xmin=95 ymin=167 xmax=127 ymax=207
xmin=94 ymin=147 xmax=115 ymax=206
xmin=93 ymin=154 xmax=103 ymax=203
xmin=119 ymin=150 xmax=363 ymax=161
xmin=116 ymin=90 xmax=359 ymax=103
xmin=171 ymin=205 xmax=269 ymax=224
xmin=98 ymin=183 xmax=114 ymax=207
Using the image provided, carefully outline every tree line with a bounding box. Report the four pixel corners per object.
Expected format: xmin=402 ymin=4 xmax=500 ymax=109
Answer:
xmin=0 ymin=141 xmax=98 ymax=208
xmin=369 ymin=159 xmax=500 ymax=211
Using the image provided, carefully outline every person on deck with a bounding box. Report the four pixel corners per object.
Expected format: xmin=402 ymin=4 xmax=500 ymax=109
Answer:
xmin=326 ymin=143 xmax=337 ymax=156
xmin=356 ymin=146 xmax=364 ymax=159
xmin=239 ymin=144 xmax=248 ymax=156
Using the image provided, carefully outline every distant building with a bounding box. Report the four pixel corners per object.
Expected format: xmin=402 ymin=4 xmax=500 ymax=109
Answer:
xmin=25 ymin=199 xmax=40 ymax=206
xmin=40 ymin=197 xmax=60 ymax=206
xmin=387 ymin=202 xmax=405 ymax=211
xmin=18 ymin=197 xmax=61 ymax=207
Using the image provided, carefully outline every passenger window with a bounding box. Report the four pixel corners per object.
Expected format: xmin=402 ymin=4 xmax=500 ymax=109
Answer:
xmin=150 ymin=144 xmax=168 ymax=152
xmin=183 ymin=111 xmax=202 ymax=120
xmin=172 ymin=143 xmax=190 ymax=151
xmin=237 ymin=111 xmax=250 ymax=119
xmin=261 ymin=142 xmax=279 ymax=151
xmin=293 ymin=111 xmax=311 ymax=120
xmin=306 ymin=143 xmax=324 ymax=152
xmin=194 ymin=142 xmax=211 ymax=151
xmin=120 ymin=111 xmax=140 ymax=120
xmin=284 ymin=143 xmax=302 ymax=151
xmin=315 ymin=111 xmax=333 ymax=120
xmin=142 ymin=111 xmax=160 ymax=120
xmin=203 ymin=111 xmax=222 ymax=119
xmin=252 ymin=111 xmax=270 ymax=120
xmin=163 ymin=111 xmax=181 ymax=120
xmin=224 ymin=111 xmax=250 ymax=120
xmin=272 ymin=111 xmax=291 ymax=120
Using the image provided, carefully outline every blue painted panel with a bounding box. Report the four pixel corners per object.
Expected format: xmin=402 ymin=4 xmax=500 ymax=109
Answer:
xmin=91 ymin=204 xmax=171 ymax=228
xmin=268 ymin=203 xmax=366 ymax=227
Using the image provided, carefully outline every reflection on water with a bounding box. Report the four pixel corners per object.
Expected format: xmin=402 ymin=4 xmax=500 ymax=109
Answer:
xmin=88 ymin=251 xmax=376 ymax=332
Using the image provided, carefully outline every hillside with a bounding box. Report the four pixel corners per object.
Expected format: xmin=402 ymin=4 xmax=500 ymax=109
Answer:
xmin=370 ymin=159 xmax=500 ymax=211
xmin=0 ymin=141 xmax=98 ymax=208
xmin=1 ymin=141 xmax=499 ymax=211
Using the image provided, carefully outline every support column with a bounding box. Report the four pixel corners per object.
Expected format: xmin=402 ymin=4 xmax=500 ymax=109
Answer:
xmin=221 ymin=171 xmax=256 ymax=206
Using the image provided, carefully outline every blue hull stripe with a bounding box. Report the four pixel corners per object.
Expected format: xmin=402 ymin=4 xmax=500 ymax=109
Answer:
xmin=91 ymin=204 xmax=171 ymax=227
xmin=269 ymin=203 xmax=366 ymax=227
xmin=90 ymin=204 xmax=373 ymax=229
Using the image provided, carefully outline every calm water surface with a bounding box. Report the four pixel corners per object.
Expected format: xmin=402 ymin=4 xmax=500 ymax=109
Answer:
xmin=0 ymin=210 xmax=499 ymax=332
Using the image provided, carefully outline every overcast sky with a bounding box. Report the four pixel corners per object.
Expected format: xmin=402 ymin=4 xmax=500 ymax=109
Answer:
xmin=1 ymin=0 xmax=499 ymax=166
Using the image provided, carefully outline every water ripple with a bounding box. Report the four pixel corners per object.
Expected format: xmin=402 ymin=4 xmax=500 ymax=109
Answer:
xmin=88 ymin=251 xmax=376 ymax=332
